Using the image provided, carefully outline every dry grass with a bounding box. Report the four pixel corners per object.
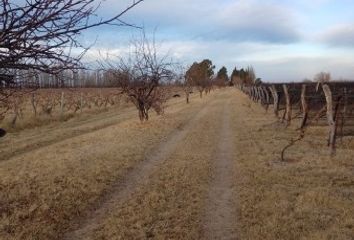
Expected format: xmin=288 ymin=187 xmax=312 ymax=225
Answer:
xmin=91 ymin=95 xmax=228 ymax=240
xmin=1 ymin=88 xmax=353 ymax=239
xmin=0 ymin=93 xmax=189 ymax=162
xmin=0 ymin=92 xmax=206 ymax=239
xmin=230 ymin=91 xmax=354 ymax=240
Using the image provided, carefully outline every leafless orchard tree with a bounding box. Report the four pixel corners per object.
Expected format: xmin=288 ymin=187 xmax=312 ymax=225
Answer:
xmin=0 ymin=0 xmax=143 ymax=136
xmin=182 ymin=74 xmax=193 ymax=104
xmin=315 ymin=72 xmax=331 ymax=91
xmin=175 ymin=65 xmax=192 ymax=104
xmin=101 ymin=33 xmax=175 ymax=122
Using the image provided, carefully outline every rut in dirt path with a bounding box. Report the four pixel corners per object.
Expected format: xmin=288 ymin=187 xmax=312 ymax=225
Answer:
xmin=62 ymin=101 xmax=211 ymax=240
xmin=203 ymin=102 xmax=237 ymax=240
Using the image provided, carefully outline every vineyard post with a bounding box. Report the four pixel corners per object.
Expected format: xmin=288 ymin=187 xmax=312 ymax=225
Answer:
xmin=249 ymin=86 xmax=252 ymax=100
xmin=339 ymin=88 xmax=348 ymax=142
xmin=283 ymin=84 xmax=292 ymax=126
xmin=300 ymin=84 xmax=308 ymax=129
xmin=322 ymin=84 xmax=336 ymax=155
xmin=253 ymin=86 xmax=257 ymax=102
xmin=259 ymin=87 xmax=266 ymax=105
xmin=263 ymin=86 xmax=270 ymax=112
xmin=252 ymin=86 xmax=256 ymax=101
xmin=256 ymin=87 xmax=261 ymax=102
xmin=270 ymin=85 xmax=279 ymax=117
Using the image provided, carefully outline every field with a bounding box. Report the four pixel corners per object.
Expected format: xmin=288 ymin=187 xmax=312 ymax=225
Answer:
xmin=0 ymin=88 xmax=354 ymax=239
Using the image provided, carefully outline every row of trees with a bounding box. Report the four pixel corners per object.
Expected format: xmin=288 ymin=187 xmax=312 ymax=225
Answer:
xmin=184 ymin=62 xmax=259 ymax=99
xmin=231 ymin=66 xmax=261 ymax=86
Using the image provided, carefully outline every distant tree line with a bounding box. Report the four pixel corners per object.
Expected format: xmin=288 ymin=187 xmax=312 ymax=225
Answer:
xmin=230 ymin=66 xmax=261 ymax=86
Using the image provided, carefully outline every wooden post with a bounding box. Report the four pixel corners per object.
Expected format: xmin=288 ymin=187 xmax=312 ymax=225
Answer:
xmin=339 ymin=88 xmax=348 ymax=143
xmin=300 ymin=84 xmax=308 ymax=129
xmin=255 ymin=86 xmax=260 ymax=102
xmin=256 ymin=87 xmax=262 ymax=102
xmin=283 ymin=84 xmax=292 ymax=126
xmin=322 ymin=84 xmax=336 ymax=155
xmin=253 ymin=87 xmax=256 ymax=101
xmin=263 ymin=86 xmax=270 ymax=112
xmin=269 ymin=85 xmax=279 ymax=117
xmin=258 ymin=87 xmax=265 ymax=105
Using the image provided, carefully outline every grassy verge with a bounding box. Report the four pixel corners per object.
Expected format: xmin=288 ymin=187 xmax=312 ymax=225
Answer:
xmin=231 ymin=91 xmax=354 ymax=240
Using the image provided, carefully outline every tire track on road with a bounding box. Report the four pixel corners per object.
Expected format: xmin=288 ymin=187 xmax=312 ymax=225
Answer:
xmin=63 ymin=99 xmax=213 ymax=240
xmin=203 ymin=100 xmax=238 ymax=239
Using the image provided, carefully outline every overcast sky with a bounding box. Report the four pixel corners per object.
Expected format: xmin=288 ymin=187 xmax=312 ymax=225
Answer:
xmin=83 ymin=0 xmax=354 ymax=82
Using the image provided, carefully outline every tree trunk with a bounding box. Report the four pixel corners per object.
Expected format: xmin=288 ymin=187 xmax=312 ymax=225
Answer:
xmin=138 ymin=103 xmax=149 ymax=122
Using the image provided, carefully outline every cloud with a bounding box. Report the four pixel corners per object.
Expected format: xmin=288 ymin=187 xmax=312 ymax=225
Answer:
xmin=81 ymin=0 xmax=354 ymax=82
xmin=319 ymin=23 xmax=354 ymax=47
xmin=209 ymin=0 xmax=301 ymax=43
xmin=97 ymin=0 xmax=301 ymax=44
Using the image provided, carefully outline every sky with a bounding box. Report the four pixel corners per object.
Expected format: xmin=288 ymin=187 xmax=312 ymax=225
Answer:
xmin=82 ymin=0 xmax=354 ymax=82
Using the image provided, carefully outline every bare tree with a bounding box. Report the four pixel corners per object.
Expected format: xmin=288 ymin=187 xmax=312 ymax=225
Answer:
xmin=0 ymin=0 xmax=143 ymax=136
xmin=101 ymin=33 xmax=175 ymax=122
xmin=314 ymin=72 xmax=331 ymax=83
xmin=175 ymin=65 xmax=192 ymax=104
xmin=183 ymin=75 xmax=193 ymax=104
xmin=314 ymin=72 xmax=331 ymax=92
xmin=0 ymin=0 xmax=143 ymax=75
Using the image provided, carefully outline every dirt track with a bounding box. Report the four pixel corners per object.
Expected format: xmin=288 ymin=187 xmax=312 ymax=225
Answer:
xmin=203 ymin=100 xmax=237 ymax=239
xmin=64 ymin=97 xmax=212 ymax=240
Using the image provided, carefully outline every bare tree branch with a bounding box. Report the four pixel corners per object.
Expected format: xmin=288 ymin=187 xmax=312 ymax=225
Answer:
xmin=100 ymin=31 xmax=175 ymax=122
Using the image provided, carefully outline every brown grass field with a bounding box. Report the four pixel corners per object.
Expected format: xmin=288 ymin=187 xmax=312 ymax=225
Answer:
xmin=0 ymin=88 xmax=354 ymax=239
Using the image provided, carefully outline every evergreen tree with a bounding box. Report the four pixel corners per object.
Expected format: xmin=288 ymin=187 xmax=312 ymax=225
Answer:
xmin=216 ymin=66 xmax=229 ymax=87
